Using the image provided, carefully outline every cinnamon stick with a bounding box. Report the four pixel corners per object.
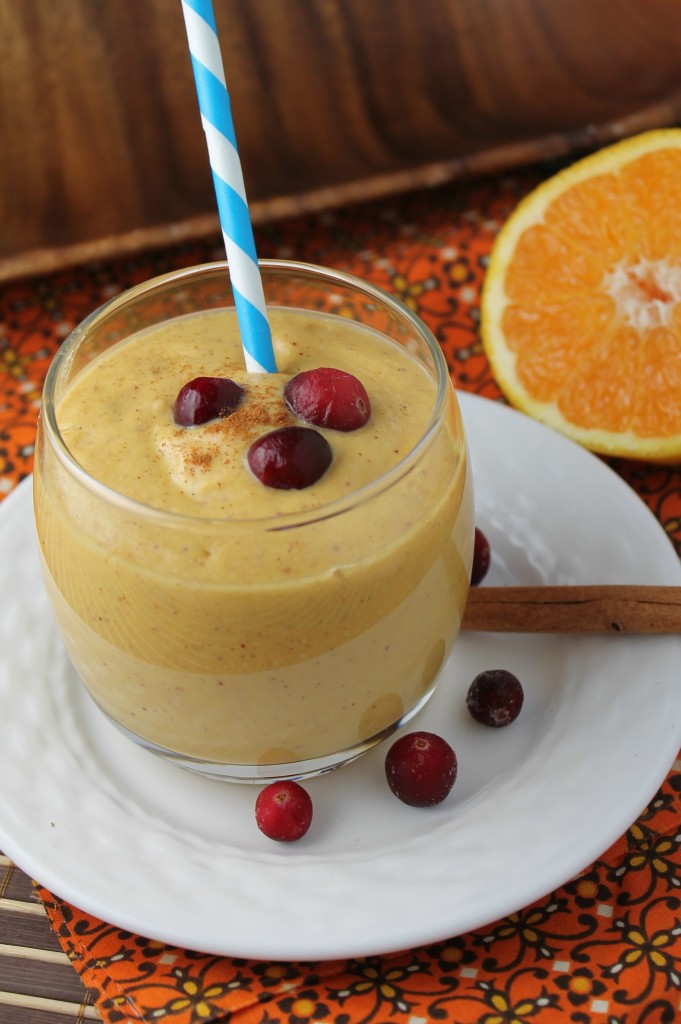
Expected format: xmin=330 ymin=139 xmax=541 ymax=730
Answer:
xmin=461 ymin=585 xmax=681 ymax=635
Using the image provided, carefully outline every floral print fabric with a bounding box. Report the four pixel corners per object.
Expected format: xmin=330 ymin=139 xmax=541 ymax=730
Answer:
xmin=1 ymin=164 xmax=680 ymax=1024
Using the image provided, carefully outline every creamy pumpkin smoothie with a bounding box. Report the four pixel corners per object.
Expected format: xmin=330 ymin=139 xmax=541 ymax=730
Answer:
xmin=33 ymin=262 xmax=473 ymax=779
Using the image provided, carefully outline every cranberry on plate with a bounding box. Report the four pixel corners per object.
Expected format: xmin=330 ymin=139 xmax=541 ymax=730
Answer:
xmin=255 ymin=780 xmax=313 ymax=841
xmin=466 ymin=669 xmax=524 ymax=727
xmin=384 ymin=731 xmax=458 ymax=807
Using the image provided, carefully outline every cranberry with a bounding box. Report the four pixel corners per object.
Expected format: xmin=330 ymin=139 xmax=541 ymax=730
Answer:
xmin=174 ymin=376 xmax=245 ymax=426
xmin=471 ymin=527 xmax=491 ymax=585
xmin=466 ymin=669 xmax=524 ymax=727
xmin=255 ymin=780 xmax=313 ymax=841
xmin=247 ymin=426 xmax=332 ymax=489
xmin=384 ymin=731 xmax=458 ymax=807
xmin=284 ymin=367 xmax=371 ymax=431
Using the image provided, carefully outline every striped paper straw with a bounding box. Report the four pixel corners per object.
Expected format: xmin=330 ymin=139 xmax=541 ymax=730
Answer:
xmin=180 ymin=0 xmax=277 ymax=373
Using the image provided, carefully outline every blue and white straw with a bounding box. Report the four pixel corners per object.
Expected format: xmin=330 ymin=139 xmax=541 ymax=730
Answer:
xmin=180 ymin=0 xmax=277 ymax=373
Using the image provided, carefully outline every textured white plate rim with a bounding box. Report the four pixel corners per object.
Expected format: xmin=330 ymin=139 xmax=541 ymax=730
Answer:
xmin=1 ymin=391 xmax=680 ymax=962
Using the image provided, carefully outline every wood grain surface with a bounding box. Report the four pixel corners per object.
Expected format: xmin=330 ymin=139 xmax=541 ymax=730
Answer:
xmin=2 ymin=0 xmax=681 ymax=280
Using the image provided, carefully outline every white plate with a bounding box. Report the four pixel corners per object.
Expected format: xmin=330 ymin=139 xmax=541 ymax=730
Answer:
xmin=1 ymin=392 xmax=680 ymax=962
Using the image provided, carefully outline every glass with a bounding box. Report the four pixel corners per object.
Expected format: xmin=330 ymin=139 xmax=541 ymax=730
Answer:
xmin=33 ymin=261 xmax=474 ymax=781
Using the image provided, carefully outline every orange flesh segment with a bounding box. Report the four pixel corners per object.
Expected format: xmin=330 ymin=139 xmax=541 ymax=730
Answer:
xmin=502 ymin=296 xmax=615 ymax=401
xmin=620 ymin=150 xmax=681 ymax=261
xmin=633 ymin=327 xmax=681 ymax=437
xmin=557 ymin=326 xmax=641 ymax=432
xmin=501 ymin=146 xmax=681 ymax=440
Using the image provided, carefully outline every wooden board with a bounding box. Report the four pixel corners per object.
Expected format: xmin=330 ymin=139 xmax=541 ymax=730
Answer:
xmin=2 ymin=0 xmax=681 ymax=281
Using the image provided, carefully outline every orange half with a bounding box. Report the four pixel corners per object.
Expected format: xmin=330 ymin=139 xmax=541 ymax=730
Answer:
xmin=481 ymin=129 xmax=681 ymax=462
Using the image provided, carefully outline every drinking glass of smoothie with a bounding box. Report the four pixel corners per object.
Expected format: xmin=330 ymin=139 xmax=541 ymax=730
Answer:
xmin=33 ymin=261 xmax=474 ymax=781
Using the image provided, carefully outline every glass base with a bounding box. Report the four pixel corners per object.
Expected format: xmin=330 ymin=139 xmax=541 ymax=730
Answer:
xmin=98 ymin=684 xmax=439 ymax=783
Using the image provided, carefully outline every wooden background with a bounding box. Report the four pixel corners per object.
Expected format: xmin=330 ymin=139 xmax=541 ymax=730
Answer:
xmin=2 ymin=0 xmax=681 ymax=282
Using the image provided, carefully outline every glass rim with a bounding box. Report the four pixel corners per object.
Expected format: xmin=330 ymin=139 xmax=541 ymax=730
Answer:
xmin=40 ymin=259 xmax=456 ymax=529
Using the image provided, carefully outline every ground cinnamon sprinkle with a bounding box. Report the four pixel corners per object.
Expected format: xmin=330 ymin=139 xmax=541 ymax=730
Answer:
xmin=181 ymin=385 xmax=294 ymax=472
xmin=204 ymin=390 xmax=293 ymax=439
xmin=187 ymin=449 xmax=213 ymax=470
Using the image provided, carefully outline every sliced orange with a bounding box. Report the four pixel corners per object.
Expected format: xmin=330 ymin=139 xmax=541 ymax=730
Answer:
xmin=481 ymin=129 xmax=681 ymax=462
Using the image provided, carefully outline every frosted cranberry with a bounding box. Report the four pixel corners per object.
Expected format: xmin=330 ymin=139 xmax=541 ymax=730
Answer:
xmin=255 ymin=780 xmax=313 ymax=841
xmin=247 ymin=426 xmax=332 ymax=489
xmin=385 ymin=731 xmax=458 ymax=807
xmin=174 ymin=376 xmax=244 ymax=426
xmin=466 ymin=669 xmax=524 ymax=727
xmin=471 ymin=527 xmax=491 ymax=585
xmin=284 ymin=367 xmax=371 ymax=431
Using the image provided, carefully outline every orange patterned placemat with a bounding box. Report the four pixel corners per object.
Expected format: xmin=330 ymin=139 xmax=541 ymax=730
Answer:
xmin=2 ymin=166 xmax=681 ymax=1024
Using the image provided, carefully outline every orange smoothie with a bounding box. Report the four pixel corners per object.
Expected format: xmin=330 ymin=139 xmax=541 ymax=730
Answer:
xmin=33 ymin=265 xmax=473 ymax=778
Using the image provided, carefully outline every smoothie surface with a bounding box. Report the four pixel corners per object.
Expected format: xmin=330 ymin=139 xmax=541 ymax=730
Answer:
xmin=57 ymin=307 xmax=441 ymax=520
